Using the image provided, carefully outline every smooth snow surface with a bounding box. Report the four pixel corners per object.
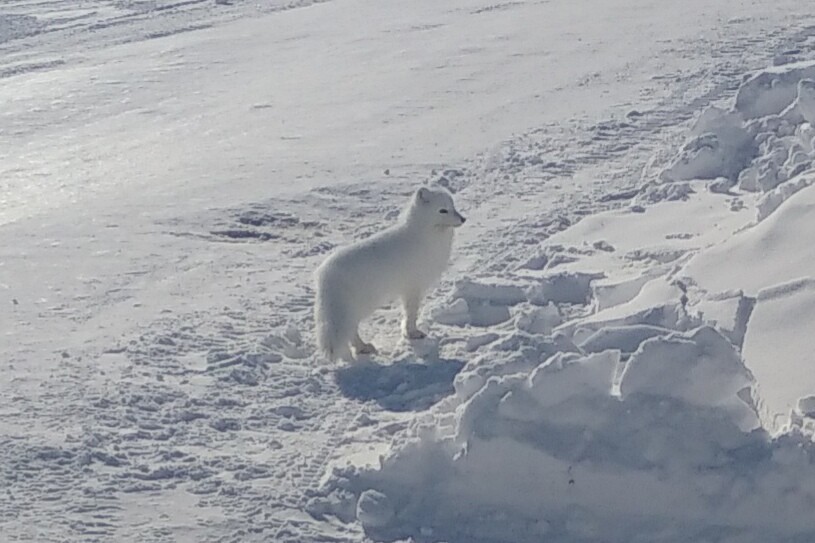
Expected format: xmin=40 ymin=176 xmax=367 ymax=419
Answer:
xmin=682 ymin=179 xmax=815 ymax=296
xmin=4 ymin=1 xmax=815 ymax=542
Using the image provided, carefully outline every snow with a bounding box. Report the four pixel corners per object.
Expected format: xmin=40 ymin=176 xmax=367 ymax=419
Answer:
xmin=682 ymin=180 xmax=815 ymax=296
xmin=661 ymin=106 xmax=753 ymax=182
xmin=577 ymin=324 xmax=670 ymax=355
xmin=742 ymin=279 xmax=815 ymax=433
xmin=5 ymin=0 xmax=815 ymax=542
xmin=335 ymin=321 xmax=812 ymax=542
xmin=735 ymin=60 xmax=815 ymax=119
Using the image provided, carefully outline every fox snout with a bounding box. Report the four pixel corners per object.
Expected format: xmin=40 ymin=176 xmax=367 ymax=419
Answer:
xmin=455 ymin=212 xmax=466 ymax=226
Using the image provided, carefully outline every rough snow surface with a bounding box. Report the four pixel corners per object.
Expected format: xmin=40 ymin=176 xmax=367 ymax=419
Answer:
xmin=5 ymin=1 xmax=815 ymax=542
xmin=323 ymin=43 xmax=815 ymax=543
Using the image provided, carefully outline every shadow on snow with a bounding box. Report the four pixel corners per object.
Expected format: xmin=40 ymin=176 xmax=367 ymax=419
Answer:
xmin=334 ymin=357 xmax=465 ymax=412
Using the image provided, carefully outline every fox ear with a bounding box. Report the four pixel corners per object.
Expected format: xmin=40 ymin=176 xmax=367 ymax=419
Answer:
xmin=416 ymin=187 xmax=431 ymax=204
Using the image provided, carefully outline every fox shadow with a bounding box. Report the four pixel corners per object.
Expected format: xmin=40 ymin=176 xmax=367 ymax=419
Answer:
xmin=334 ymin=357 xmax=465 ymax=412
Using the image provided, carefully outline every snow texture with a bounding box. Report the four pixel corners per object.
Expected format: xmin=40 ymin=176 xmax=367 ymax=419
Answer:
xmin=323 ymin=47 xmax=815 ymax=543
xmin=4 ymin=1 xmax=815 ymax=543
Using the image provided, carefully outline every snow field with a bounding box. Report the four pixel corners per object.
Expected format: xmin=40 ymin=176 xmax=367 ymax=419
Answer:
xmin=4 ymin=1 xmax=815 ymax=542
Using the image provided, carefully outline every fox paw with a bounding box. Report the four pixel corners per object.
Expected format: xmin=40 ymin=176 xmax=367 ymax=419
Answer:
xmin=354 ymin=342 xmax=378 ymax=355
xmin=405 ymin=329 xmax=427 ymax=340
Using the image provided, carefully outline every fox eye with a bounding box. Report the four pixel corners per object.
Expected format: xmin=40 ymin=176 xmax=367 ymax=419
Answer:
xmin=439 ymin=209 xmax=449 ymax=214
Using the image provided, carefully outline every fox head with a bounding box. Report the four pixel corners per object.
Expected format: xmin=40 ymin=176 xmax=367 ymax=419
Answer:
xmin=410 ymin=186 xmax=466 ymax=229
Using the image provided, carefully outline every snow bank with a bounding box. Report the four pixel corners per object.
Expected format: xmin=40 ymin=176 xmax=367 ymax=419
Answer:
xmin=330 ymin=322 xmax=815 ymax=543
xmin=756 ymin=169 xmax=815 ymax=220
xmin=431 ymin=275 xmax=595 ymax=328
xmin=311 ymin=58 xmax=815 ymax=543
xmin=688 ymin=291 xmax=755 ymax=348
xmin=618 ymin=326 xmax=757 ymax=431
xmin=742 ymin=279 xmax=815 ymax=433
xmin=432 ymin=279 xmax=526 ymax=327
xmin=561 ymin=276 xmax=688 ymax=343
xmin=667 ymin=65 xmax=815 ymax=439
xmin=681 ymin=182 xmax=815 ymax=295
xmin=735 ymin=60 xmax=815 ymax=119
xmin=669 ymin=65 xmax=815 ymax=442
xmin=577 ymin=324 xmax=669 ymax=355
xmin=661 ymin=107 xmax=753 ymax=182
xmin=660 ymin=61 xmax=815 ymax=193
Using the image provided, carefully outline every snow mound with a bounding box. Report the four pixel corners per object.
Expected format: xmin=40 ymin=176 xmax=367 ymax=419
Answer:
xmin=560 ymin=276 xmax=688 ymax=343
xmin=313 ymin=57 xmax=815 ymax=543
xmin=527 ymin=271 xmax=602 ymax=305
xmin=735 ymin=60 xmax=815 ymax=119
xmin=664 ymin=72 xmax=815 ymax=441
xmin=618 ymin=326 xmax=758 ymax=431
xmin=661 ymin=107 xmax=752 ymax=182
xmin=592 ymin=271 xmax=658 ymax=311
xmin=659 ymin=62 xmax=815 ymax=194
xmin=682 ymin=182 xmax=815 ymax=295
xmin=688 ymin=290 xmax=755 ymax=347
xmin=514 ymin=303 xmax=563 ymax=335
xmin=333 ymin=322 xmax=815 ymax=543
xmin=756 ymin=169 xmax=815 ymax=220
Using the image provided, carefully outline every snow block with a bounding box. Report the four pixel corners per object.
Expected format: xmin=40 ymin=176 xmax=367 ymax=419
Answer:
xmin=619 ymin=326 xmax=757 ymax=430
xmin=756 ymin=170 xmax=815 ymax=221
xmin=735 ymin=60 xmax=815 ymax=119
xmin=743 ymin=278 xmax=815 ymax=434
xmin=578 ymin=324 xmax=671 ymax=355
xmin=527 ymin=271 xmax=603 ymax=305
xmin=690 ymin=291 xmax=755 ymax=348
xmin=661 ymin=106 xmax=752 ymax=182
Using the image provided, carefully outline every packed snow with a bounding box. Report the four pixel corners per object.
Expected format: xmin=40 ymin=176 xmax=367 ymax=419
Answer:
xmin=4 ymin=1 xmax=815 ymax=543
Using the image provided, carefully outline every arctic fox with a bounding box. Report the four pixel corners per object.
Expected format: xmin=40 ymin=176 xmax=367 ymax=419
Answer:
xmin=314 ymin=186 xmax=466 ymax=361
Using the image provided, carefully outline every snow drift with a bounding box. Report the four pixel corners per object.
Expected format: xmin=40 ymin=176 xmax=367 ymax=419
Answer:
xmin=315 ymin=58 xmax=815 ymax=543
xmin=328 ymin=324 xmax=815 ymax=543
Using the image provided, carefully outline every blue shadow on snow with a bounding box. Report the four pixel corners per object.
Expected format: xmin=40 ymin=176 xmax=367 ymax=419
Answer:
xmin=335 ymin=358 xmax=465 ymax=412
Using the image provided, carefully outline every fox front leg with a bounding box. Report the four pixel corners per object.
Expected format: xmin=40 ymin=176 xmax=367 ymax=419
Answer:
xmin=401 ymin=291 xmax=427 ymax=340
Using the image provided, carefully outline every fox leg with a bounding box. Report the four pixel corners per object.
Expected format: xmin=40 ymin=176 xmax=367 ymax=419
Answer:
xmin=352 ymin=330 xmax=377 ymax=355
xmin=401 ymin=291 xmax=426 ymax=339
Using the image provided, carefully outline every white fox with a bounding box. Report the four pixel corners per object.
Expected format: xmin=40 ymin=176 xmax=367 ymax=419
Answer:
xmin=314 ymin=186 xmax=466 ymax=361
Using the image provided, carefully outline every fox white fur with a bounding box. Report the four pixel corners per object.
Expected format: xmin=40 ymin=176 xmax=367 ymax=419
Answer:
xmin=314 ymin=186 xmax=466 ymax=361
